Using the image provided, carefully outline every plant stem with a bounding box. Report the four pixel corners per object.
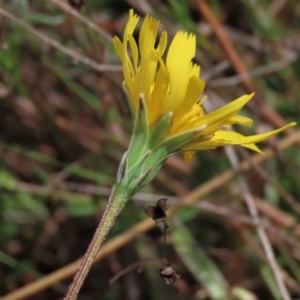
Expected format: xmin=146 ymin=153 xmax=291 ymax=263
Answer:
xmin=64 ymin=185 xmax=128 ymax=300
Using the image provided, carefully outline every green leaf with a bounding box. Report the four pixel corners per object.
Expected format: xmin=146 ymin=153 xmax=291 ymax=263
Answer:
xmin=240 ymin=0 xmax=283 ymax=41
xmin=64 ymin=202 xmax=96 ymax=217
xmin=25 ymin=13 xmax=65 ymax=26
xmin=17 ymin=192 xmax=49 ymax=220
xmin=261 ymin=266 xmax=281 ymax=300
xmin=177 ymin=206 xmax=199 ymax=223
xmin=167 ymin=0 xmax=197 ymax=33
xmin=231 ymin=286 xmax=258 ymax=300
xmin=172 ymin=218 xmax=230 ymax=300
xmin=0 ymin=170 xmax=17 ymax=190
xmin=45 ymin=60 xmax=101 ymax=109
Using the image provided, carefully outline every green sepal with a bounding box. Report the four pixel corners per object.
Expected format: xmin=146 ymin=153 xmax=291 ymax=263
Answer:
xmin=121 ymin=127 xmax=207 ymax=191
xmin=115 ymin=150 xmax=157 ymax=195
xmin=116 ymin=151 xmax=128 ymax=185
xmin=127 ymin=149 xmax=152 ymax=184
xmin=139 ymin=161 xmax=165 ymax=186
xmin=126 ymin=94 xmax=149 ymax=168
xmin=148 ymin=112 xmax=173 ymax=148
xmin=131 ymin=125 xmax=207 ymax=179
xmin=179 ymin=134 xmax=214 ymax=151
xmin=122 ymin=82 xmax=135 ymax=119
xmin=153 ymin=124 xmax=207 ymax=157
xmin=135 ymin=167 xmax=153 ymax=190
xmin=114 ymin=104 xmax=208 ymax=196
xmin=116 ymin=124 xmax=207 ymax=194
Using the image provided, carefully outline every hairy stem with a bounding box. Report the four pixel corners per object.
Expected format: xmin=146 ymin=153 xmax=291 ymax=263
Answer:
xmin=64 ymin=185 xmax=128 ymax=300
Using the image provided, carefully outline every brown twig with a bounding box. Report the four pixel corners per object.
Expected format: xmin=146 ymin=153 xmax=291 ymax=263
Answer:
xmin=196 ymin=0 xmax=254 ymax=91
xmin=0 ymin=6 xmax=121 ymax=72
xmin=162 ymin=221 xmax=169 ymax=259
xmin=209 ymin=52 xmax=297 ymax=87
xmin=10 ymin=181 xmax=300 ymax=241
xmin=109 ymin=260 xmax=147 ymax=284
xmin=45 ymin=0 xmax=112 ymax=43
xmin=237 ymin=147 xmax=300 ymax=215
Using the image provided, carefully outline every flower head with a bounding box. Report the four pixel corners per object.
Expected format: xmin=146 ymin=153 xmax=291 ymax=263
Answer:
xmin=113 ymin=10 xmax=295 ymax=163
xmin=112 ymin=10 xmax=296 ymax=194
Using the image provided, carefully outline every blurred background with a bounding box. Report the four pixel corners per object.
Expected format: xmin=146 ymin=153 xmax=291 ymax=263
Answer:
xmin=0 ymin=0 xmax=300 ymax=299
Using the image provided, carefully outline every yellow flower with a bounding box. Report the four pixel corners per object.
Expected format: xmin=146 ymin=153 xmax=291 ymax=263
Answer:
xmin=113 ymin=10 xmax=296 ymax=163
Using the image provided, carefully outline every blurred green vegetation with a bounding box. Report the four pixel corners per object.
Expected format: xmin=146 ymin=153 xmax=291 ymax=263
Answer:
xmin=0 ymin=1 xmax=300 ymax=300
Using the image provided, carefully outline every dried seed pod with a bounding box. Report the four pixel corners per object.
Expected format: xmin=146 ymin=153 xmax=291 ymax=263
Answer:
xmin=160 ymin=263 xmax=180 ymax=284
xmin=144 ymin=198 xmax=168 ymax=223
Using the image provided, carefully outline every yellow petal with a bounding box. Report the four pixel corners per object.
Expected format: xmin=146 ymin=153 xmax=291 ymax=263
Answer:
xmin=181 ymin=76 xmax=205 ymax=115
xmin=170 ymin=104 xmax=203 ymax=136
xmin=198 ymin=93 xmax=254 ymax=135
xmin=149 ymin=59 xmax=170 ymax=123
xmin=224 ymin=115 xmax=253 ymax=127
xmin=241 ymin=143 xmax=263 ymax=153
xmin=112 ymin=37 xmax=123 ymax=61
xmin=184 ymin=151 xmax=196 ymax=163
xmin=190 ymin=63 xmax=200 ymax=77
xmin=157 ymin=31 xmax=167 ymax=56
xmin=139 ymin=14 xmax=159 ymax=59
xmin=127 ymin=35 xmax=139 ymax=71
xmin=136 ymin=52 xmax=160 ymax=112
xmin=236 ymin=122 xmax=296 ymax=144
xmin=125 ymin=9 xmax=139 ymax=36
xmin=183 ymin=122 xmax=296 ymax=150
xmin=164 ymin=32 xmax=196 ymax=112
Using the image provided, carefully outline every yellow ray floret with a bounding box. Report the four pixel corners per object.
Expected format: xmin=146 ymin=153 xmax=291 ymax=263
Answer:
xmin=113 ymin=9 xmax=296 ymax=161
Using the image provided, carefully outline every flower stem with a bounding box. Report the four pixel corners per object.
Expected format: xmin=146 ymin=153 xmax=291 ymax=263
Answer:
xmin=64 ymin=185 xmax=128 ymax=300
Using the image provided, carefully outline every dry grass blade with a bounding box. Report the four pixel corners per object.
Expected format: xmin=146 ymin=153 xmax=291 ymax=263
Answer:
xmin=226 ymin=146 xmax=291 ymax=300
xmin=45 ymin=0 xmax=112 ymax=42
xmin=0 ymin=7 xmax=121 ymax=72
